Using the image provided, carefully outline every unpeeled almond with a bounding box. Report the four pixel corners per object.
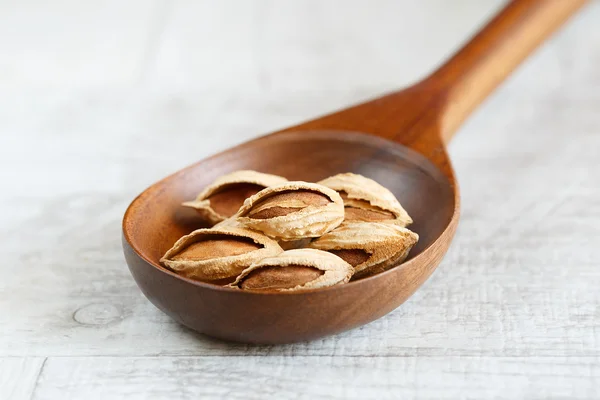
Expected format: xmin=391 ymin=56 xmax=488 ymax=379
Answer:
xmin=182 ymin=170 xmax=287 ymax=225
xmin=309 ymin=222 xmax=418 ymax=279
xmin=230 ymin=248 xmax=353 ymax=292
xmin=160 ymin=227 xmax=283 ymax=283
xmin=318 ymin=173 xmax=413 ymax=226
xmin=234 ymin=181 xmax=344 ymax=241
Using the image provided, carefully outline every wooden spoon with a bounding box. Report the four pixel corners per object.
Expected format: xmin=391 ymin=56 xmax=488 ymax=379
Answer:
xmin=123 ymin=0 xmax=586 ymax=344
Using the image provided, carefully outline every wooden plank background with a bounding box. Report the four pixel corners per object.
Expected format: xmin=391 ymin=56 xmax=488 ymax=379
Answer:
xmin=1 ymin=0 xmax=599 ymax=398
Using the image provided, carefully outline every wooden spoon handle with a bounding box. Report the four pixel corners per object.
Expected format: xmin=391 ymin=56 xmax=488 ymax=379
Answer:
xmin=283 ymin=0 xmax=586 ymax=164
xmin=430 ymin=0 xmax=587 ymax=143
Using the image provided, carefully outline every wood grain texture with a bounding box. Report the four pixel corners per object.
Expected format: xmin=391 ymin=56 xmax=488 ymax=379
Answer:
xmin=0 ymin=358 xmax=45 ymax=400
xmin=1 ymin=0 xmax=599 ymax=397
xmin=32 ymin=356 xmax=600 ymax=400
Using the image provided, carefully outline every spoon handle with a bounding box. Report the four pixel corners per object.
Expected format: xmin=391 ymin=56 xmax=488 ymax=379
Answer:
xmin=282 ymin=0 xmax=586 ymax=163
xmin=429 ymin=0 xmax=587 ymax=143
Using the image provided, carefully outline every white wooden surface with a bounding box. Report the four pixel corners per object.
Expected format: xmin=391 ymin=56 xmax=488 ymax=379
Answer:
xmin=1 ymin=1 xmax=599 ymax=399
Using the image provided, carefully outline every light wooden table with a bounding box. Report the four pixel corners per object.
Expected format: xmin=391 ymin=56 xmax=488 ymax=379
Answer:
xmin=1 ymin=1 xmax=599 ymax=399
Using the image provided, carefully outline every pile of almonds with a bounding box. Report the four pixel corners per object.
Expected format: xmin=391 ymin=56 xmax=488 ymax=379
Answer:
xmin=160 ymin=171 xmax=418 ymax=292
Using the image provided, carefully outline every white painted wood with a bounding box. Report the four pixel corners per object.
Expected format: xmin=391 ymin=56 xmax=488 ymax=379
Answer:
xmin=31 ymin=356 xmax=600 ymax=400
xmin=0 ymin=358 xmax=45 ymax=400
xmin=1 ymin=0 xmax=600 ymax=398
xmin=0 ymin=0 xmax=162 ymax=89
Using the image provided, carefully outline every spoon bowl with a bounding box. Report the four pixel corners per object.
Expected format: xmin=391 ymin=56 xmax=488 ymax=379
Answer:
xmin=123 ymin=0 xmax=586 ymax=343
xmin=123 ymin=131 xmax=456 ymax=343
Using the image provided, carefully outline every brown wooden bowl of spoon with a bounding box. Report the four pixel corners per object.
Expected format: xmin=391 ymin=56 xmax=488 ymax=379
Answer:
xmin=122 ymin=0 xmax=586 ymax=344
